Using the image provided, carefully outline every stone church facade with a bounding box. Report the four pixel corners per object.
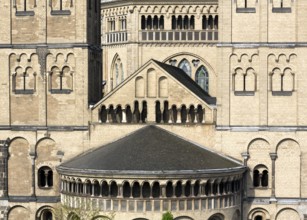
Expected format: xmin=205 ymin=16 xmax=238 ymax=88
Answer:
xmin=0 ymin=0 xmax=306 ymax=219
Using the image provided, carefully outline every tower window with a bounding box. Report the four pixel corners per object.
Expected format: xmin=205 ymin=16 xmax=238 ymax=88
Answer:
xmin=38 ymin=166 xmax=53 ymax=188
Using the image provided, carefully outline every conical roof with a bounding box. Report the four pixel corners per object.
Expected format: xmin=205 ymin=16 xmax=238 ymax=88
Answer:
xmin=57 ymin=126 xmax=244 ymax=176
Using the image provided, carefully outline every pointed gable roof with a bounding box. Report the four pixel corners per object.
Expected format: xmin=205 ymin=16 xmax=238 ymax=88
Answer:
xmin=153 ymin=60 xmax=216 ymax=105
xmin=57 ymin=126 xmax=244 ymax=176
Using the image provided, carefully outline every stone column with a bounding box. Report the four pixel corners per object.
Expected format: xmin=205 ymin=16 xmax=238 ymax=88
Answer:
xmin=241 ymin=152 xmax=249 ymax=199
xmin=161 ymin=184 xmax=166 ymax=198
xmin=0 ymin=139 xmax=9 ymax=198
xmin=177 ymin=108 xmax=181 ymax=123
xmin=122 ymin=109 xmax=127 ymax=123
xmin=270 ymin=153 xmax=278 ymax=203
xmin=29 ymin=151 xmax=36 ymax=199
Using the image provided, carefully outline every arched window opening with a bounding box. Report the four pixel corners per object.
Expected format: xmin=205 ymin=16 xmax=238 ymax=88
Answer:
xmin=132 ymin=182 xmax=141 ymax=198
xmin=153 ymin=16 xmax=159 ymax=30
xmin=156 ymin=101 xmax=162 ymax=123
xmin=108 ymin=105 xmax=116 ymax=123
xmin=213 ymin=182 xmax=218 ymax=195
xmin=214 ymin=16 xmax=218 ymax=29
xmin=115 ymin=106 xmax=123 ymax=123
xmin=196 ymin=66 xmax=209 ymax=92
xmin=196 ymin=105 xmax=204 ymax=123
xmin=194 ymin=181 xmax=200 ymax=196
xmin=38 ymin=167 xmax=53 ymax=188
xmin=178 ymin=59 xmax=192 ymax=77
xmin=126 ymin=105 xmax=133 ymax=123
xmin=85 ymin=180 xmax=92 ymax=195
xmin=101 ymin=181 xmax=109 ymax=197
xmin=208 ymin=16 xmax=213 ymax=30
xmin=77 ymin=180 xmax=83 ymax=194
xmin=123 ymin=182 xmax=131 ymax=198
xmin=160 ymin=16 xmax=164 ymax=29
xmin=171 ymin=105 xmax=177 ymax=123
xmin=133 ymin=101 xmax=141 ymax=123
xmin=188 ymin=105 xmax=195 ymax=123
xmin=163 ymin=101 xmax=169 ymax=123
xmin=175 ymin=181 xmax=183 ymax=197
xmin=190 ymin=16 xmax=195 ymax=29
xmin=172 ymin=15 xmax=176 ymax=30
xmin=183 ymin=16 xmax=189 ymax=29
xmin=152 ymin=182 xmax=160 ymax=198
xmin=202 ymin=16 xmax=207 ymax=29
xmin=262 ymin=170 xmax=269 ymax=187
xmin=181 ymin=105 xmax=187 ymax=123
xmin=110 ymin=181 xmax=118 ymax=197
xmin=205 ymin=182 xmax=210 ymax=196
xmin=253 ymin=170 xmax=260 ymax=187
xmin=177 ymin=16 xmax=183 ymax=29
xmin=41 ymin=209 xmax=53 ymax=220
xmin=100 ymin=106 xmax=107 ymax=123
xmin=141 ymin=15 xmax=146 ymax=30
xmin=142 ymin=182 xmax=151 ymax=198
xmin=219 ymin=182 xmax=224 ymax=194
xmin=185 ymin=181 xmax=191 ymax=197
xmin=147 ymin=16 xmax=152 ymax=30
xmin=141 ymin=101 xmax=147 ymax=123
xmin=255 ymin=216 xmax=263 ymax=220
xmin=231 ymin=181 xmax=235 ymax=193
xmin=93 ymin=180 xmax=100 ymax=196
xmin=166 ymin=182 xmax=173 ymax=197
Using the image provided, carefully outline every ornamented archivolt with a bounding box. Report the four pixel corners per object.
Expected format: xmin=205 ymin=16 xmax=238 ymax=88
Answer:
xmin=9 ymin=53 xmax=39 ymax=94
xmin=46 ymin=53 xmax=75 ymax=93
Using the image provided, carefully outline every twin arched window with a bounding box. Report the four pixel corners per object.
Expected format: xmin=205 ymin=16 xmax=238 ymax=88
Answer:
xmin=253 ymin=166 xmax=268 ymax=187
xmin=38 ymin=166 xmax=53 ymax=188
xmin=178 ymin=59 xmax=209 ymax=92
xmin=112 ymin=57 xmax=124 ymax=89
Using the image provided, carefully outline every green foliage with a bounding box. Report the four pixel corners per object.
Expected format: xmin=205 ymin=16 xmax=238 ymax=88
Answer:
xmin=162 ymin=211 xmax=174 ymax=220
xmin=53 ymin=196 xmax=115 ymax=220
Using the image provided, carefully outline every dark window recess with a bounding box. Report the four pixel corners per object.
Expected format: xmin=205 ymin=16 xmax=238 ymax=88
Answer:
xmin=236 ymin=8 xmax=256 ymax=13
xmin=50 ymin=89 xmax=72 ymax=94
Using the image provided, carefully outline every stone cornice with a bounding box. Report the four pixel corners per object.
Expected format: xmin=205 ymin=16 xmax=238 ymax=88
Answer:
xmin=57 ymin=165 xmax=246 ymax=178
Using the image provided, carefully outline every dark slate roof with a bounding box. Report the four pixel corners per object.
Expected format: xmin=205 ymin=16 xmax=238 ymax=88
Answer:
xmin=153 ymin=60 xmax=217 ymax=105
xmin=58 ymin=126 xmax=242 ymax=175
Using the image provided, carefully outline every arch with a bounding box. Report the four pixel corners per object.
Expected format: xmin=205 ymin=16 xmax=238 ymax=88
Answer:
xmin=100 ymin=105 xmax=107 ymax=122
xmin=166 ymin=181 xmax=173 ymax=197
xmin=8 ymin=138 xmax=32 ymax=196
xmin=36 ymin=206 xmax=54 ymax=220
xmin=147 ymin=68 xmax=157 ymax=97
xmin=152 ymin=181 xmax=160 ymax=198
xmin=276 ymin=139 xmax=300 ymax=197
xmin=123 ymin=182 xmax=131 ymax=198
xmin=8 ymin=206 xmax=30 ymax=220
xmin=184 ymin=180 xmax=191 ymax=197
xmin=101 ymin=181 xmax=109 ymax=197
xmin=132 ymin=182 xmax=141 ymax=198
xmin=174 ymin=216 xmax=194 ymax=220
xmin=271 ymin=68 xmax=282 ymax=91
xmin=248 ymin=207 xmax=270 ymax=220
xmin=208 ymin=213 xmax=225 ymax=220
xmin=155 ymin=101 xmax=162 ymax=123
xmin=193 ymin=180 xmax=200 ymax=196
xmin=68 ymin=212 xmax=80 ymax=220
xmin=142 ymin=181 xmax=151 ymax=198
xmin=282 ymin=68 xmax=294 ymax=91
xmin=159 ymin=76 xmax=168 ymax=97
xmin=195 ymin=65 xmax=209 ymax=92
xmin=135 ymin=76 xmax=145 ymax=98
xmin=275 ymin=208 xmax=300 ymax=220
xmin=110 ymin=181 xmax=118 ymax=197
xmin=175 ymin=181 xmax=183 ymax=197
xmin=178 ymin=59 xmax=191 ymax=77
xmin=111 ymin=54 xmax=124 ymax=89
xmin=245 ymin=68 xmax=256 ymax=92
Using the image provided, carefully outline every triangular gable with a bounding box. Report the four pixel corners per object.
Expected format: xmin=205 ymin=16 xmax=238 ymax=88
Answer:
xmin=93 ymin=59 xmax=216 ymax=110
xmin=91 ymin=59 xmax=217 ymax=123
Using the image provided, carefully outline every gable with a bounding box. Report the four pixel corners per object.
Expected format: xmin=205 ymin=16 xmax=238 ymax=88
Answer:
xmin=92 ymin=60 xmax=216 ymax=124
